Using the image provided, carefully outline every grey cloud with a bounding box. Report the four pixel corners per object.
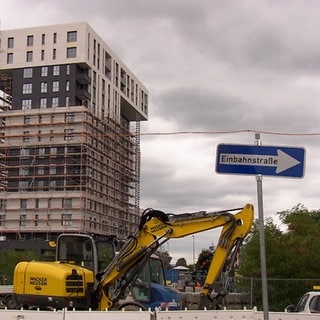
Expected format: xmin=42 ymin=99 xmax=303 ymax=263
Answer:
xmin=153 ymin=87 xmax=320 ymax=134
xmin=154 ymin=88 xmax=251 ymax=131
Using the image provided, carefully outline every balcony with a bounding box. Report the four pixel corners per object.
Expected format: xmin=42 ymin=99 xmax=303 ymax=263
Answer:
xmin=76 ymin=71 xmax=91 ymax=85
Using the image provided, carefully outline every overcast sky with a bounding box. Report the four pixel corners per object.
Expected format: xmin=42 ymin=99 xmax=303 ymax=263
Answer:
xmin=1 ymin=0 xmax=320 ymax=265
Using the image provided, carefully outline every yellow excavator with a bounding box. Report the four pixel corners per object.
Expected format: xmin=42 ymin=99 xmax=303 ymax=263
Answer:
xmin=13 ymin=204 xmax=254 ymax=311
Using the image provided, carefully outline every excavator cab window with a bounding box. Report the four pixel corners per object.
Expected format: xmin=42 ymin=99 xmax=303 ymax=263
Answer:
xmin=132 ymin=260 xmax=151 ymax=302
xmin=57 ymin=235 xmax=95 ymax=270
xmin=149 ymin=256 xmax=165 ymax=285
xmin=97 ymin=241 xmax=115 ymax=272
xmin=131 ymin=256 xmax=166 ymax=303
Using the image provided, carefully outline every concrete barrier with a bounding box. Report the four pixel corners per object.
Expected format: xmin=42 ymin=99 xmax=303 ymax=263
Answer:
xmin=0 ymin=308 xmax=319 ymax=320
xmin=0 ymin=308 xmax=154 ymax=320
xmin=157 ymin=309 xmax=320 ymax=320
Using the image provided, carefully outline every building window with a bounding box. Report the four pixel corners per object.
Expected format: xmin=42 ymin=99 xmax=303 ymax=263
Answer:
xmin=64 ymin=128 xmax=74 ymax=140
xmin=19 ymin=181 xmax=28 ymax=191
xmin=50 ymin=166 xmax=56 ymax=175
xmin=41 ymin=82 xmax=47 ymax=93
xmin=61 ymin=213 xmax=72 ymax=226
xmin=20 ymin=167 xmax=29 ymax=176
xmin=41 ymin=50 xmax=45 ymax=61
xmin=67 ymin=47 xmax=77 ymax=58
xmin=53 ymin=48 xmax=56 ymax=60
xmin=22 ymin=99 xmax=32 ymax=110
xmin=7 ymin=37 xmax=14 ymax=48
xmin=66 ymin=96 xmax=70 ymax=106
xmin=7 ymin=53 xmax=13 ymax=64
xmin=66 ymin=64 xmax=70 ymax=75
xmin=0 ymin=200 xmax=6 ymax=211
xmin=65 ymin=112 xmax=75 ymax=122
xmin=41 ymin=66 xmax=48 ymax=77
xmin=67 ymin=31 xmax=77 ymax=42
xmin=53 ymin=32 xmax=57 ymax=43
xmin=20 ymin=214 xmax=27 ymax=226
xmin=38 ymin=148 xmax=45 ymax=156
xmin=38 ymin=166 xmax=44 ymax=175
xmin=27 ymin=35 xmax=33 ymax=46
xmin=0 ymin=214 xmax=5 ymax=227
xmin=26 ymin=51 xmax=33 ymax=62
xmin=21 ymin=199 xmax=27 ymax=209
xmin=37 ymin=180 xmax=44 ymax=190
xmin=50 ymin=180 xmax=56 ymax=190
xmin=40 ymin=98 xmax=47 ymax=108
xmin=66 ymin=80 xmax=70 ymax=91
xmin=53 ymin=65 xmax=60 ymax=76
xmin=23 ymin=130 xmax=30 ymax=142
xmin=41 ymin=33 xmax=45 ymax=45
xmin=63 ymin=198 xmax=72 ymax=208
xmin=23 ymin=116 xmax=31 ymax=124
xmin=20 ymin=148 xmax=30 ymax=156
xmin=22 ymin=83 xmax=32 ymax=94
xmin=52 ymin=97 xmax=59 ymax=107
xmin=52 ymin=80 xmax=59 ymax=92
xmin=23 ymin=68 xmax=33 ymax=78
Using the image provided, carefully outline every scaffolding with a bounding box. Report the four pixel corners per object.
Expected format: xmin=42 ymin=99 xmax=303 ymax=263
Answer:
xmin=0 ymin=106 xmax=140 ymax=241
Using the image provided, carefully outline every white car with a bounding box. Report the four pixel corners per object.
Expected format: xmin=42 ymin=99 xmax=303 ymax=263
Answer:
xmin=286 ymin=291 xmax=320 ymax=313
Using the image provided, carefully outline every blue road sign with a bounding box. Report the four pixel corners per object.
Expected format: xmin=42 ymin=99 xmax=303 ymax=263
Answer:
xmin=216 ymin=144 xmax=305 ymax=178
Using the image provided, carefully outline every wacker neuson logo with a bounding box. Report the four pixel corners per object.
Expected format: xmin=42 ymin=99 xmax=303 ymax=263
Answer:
xmin=29 ymin=277 xmax=47 ymax=286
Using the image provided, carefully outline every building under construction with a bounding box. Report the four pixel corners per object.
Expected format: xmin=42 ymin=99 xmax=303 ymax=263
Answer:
xmin=0 ymin=22 xmax=148 ymax=253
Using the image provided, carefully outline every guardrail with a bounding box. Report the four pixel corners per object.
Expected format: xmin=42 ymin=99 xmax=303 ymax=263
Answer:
xmin=0 ymin=308 xmax=320 ymax=320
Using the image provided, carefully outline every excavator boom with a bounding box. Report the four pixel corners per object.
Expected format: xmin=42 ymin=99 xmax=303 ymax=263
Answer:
xmin=96 ymin=204 xmax=254 ymax=310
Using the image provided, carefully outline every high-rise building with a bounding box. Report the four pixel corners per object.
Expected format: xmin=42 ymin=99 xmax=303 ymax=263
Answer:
xmin=0 ymin=22 xmax=148 ymax=250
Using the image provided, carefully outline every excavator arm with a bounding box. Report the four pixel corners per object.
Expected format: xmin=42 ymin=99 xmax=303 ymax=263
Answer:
xmin=95 ymin=204 xmax=254 ymax=310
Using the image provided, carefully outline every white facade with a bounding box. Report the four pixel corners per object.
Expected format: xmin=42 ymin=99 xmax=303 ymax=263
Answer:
xmin=0 ymin=22 xmax=148 ymax=121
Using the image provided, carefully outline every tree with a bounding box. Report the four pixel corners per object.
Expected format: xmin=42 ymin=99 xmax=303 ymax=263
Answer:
xmin=237 ymin=204 xmax=320 ymax=311
xmin=0 ymin=250 xmax=39 ymax=284
xmin=176 ymin=257 xmax=187 ymax=267
xmin=196 ymin=249 xmax=213 ymax=271
xmin=154 ymin=250 xmax=172 ymax=270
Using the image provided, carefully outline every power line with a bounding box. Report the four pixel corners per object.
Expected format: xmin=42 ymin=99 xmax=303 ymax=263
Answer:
xmin=140 ymin=129 xmax=320 ymax=137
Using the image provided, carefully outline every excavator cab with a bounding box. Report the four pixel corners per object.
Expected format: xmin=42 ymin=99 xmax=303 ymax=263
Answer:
xmin=56 ymin=234 xmax=115 ymax=279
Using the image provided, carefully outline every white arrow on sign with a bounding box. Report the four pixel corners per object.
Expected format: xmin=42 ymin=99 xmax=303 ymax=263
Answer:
xmin=219 ymin=149 xmax=301 ymax=174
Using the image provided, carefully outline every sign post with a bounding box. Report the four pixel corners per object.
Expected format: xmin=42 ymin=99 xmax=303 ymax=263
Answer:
xmin=254 ymin=133 xmax=269 ymax=320
xmin=216 ymin=139 xmax=305 ymax=320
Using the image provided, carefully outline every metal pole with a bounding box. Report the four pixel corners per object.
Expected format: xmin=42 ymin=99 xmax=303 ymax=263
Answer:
xmin=255 ymin=133 xmax=269 ymax=320
xmin=192 ymin=235 xmax=195 ymax=271
xmin=250 ymin=277 xmax=253 ymax=308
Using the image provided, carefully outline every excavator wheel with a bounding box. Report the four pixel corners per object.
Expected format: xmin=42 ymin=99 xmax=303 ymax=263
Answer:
xmin=5 ymin=295 xmax=17 ymax=309
xmin=117 ymin=301 xmax=147 ymax=311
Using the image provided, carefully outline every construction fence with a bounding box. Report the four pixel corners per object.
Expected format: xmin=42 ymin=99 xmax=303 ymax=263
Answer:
xmin=1 ymin=274 xmax=320 ymax=312
xmin=225 ymin=276 xmax=320 ymax=311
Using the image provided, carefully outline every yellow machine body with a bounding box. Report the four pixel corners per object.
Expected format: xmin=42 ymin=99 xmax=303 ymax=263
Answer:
xmin=13 ymin=261 xmax=94 ymax=309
